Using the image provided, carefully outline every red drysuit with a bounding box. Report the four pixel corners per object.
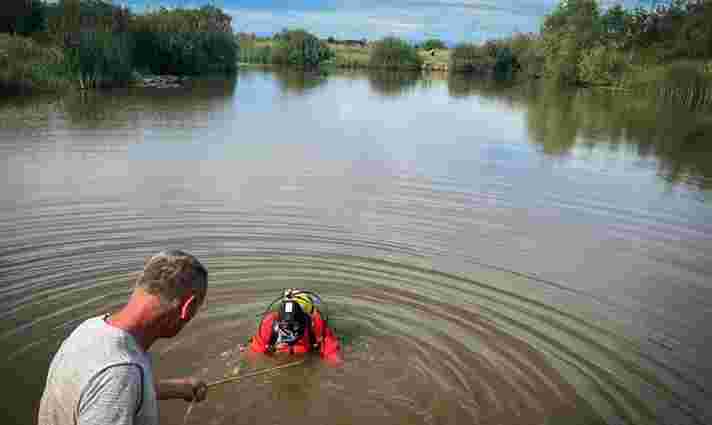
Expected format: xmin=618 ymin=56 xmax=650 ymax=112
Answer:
xmin=249 ymin=310 xmax=342 ymax=365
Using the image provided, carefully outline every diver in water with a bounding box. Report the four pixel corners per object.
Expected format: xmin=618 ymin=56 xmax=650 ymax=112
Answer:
xmin=248 ymin=288 xmax=342 ymax=365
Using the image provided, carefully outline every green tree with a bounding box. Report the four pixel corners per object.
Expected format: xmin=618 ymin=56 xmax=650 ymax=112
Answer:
xmin=507 ymin=33 xmax=545 ymax=78
xmin=674 ymin=0 xmax=712 ymax=58
xmin=541 ymin=0 xmax=602 ymax=83
xmin=449 ymin=43 xmax=494 ymax=74
xmin=420 ymin=38 xmax=447 ymax=50
xmin=1 ymin=0 xmax=47 ymax=36
xmin=578 ymin=44 xmax=629 ymax=85
xmin=270 ymin=29 xmax=334 ymax=68
xmin=130 ymin=5 xmax=238 ymax=75
xmin=493 ymin=46 xmax=516 ymax=79
xmin=369 ymin=36 xmax=422 ymax=70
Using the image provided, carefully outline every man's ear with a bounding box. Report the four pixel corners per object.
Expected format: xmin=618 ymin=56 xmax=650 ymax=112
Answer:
xmin=180 ymin=295 xmax=197 ymax=320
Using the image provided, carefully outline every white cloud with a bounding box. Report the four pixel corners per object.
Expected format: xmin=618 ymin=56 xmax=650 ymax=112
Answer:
xmin=366 ymin=18 xmax=420 ymax=31
xmin=210 ymin=1 xmax=551 ymax=42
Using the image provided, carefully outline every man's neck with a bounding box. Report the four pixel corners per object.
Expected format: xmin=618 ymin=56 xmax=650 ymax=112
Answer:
xmin=105 ymin=304 xmax=159 ymax=351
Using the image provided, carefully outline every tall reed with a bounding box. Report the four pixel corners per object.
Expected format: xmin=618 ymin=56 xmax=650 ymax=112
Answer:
xmin=131 ymin=30 xmax=237 ymax=75
xmin=64 ymin=30 xmax=133 ymax=89
xmin=629 ymin=61 xmax=712 ymax=110
xmin=130 ymin=7 xmax=237 ymax=75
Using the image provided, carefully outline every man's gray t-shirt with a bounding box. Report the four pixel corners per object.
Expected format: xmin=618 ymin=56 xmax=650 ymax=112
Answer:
xmin=38 ymin=316 xmax=159 ymax=425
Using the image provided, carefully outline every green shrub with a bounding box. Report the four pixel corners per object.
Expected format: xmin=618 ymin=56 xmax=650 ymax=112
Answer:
xmin=578 ymin=44 xmax=629 ymax=86
xmin=239 ymin=41 xmax=272 ymax=64
xmin=0 ymin=0 xmax=47 ymax=36
xmin=420 ymin=38 xmax=447 ymax=50
xmin=542 ymin=31 xmax=582 ymax=84
xmin=2 ymin=3 xmax=239 ymax=91
xmin=451 ymin=38 xmax=535 ymax=80
xmin=540 ymin=0 xmax=604 ymax=84
xmin=494 ymin=46 xmax=516 ymax=79
xmin=0 ymin=33 xmax=69 ymax=92
xmin=45 ymin=0 xmax=127 ymax=45
xmin=65 ymin=30 xmax=133 ymax=88
xmin=269 ymin=29 xmax=333 ymax=68
xmin=129 ymin=5 xmax=237 ymax=75
xmin=449 ymin=43 xmax=494 ymax=74
xmin=674 ymin=2 xmax=712 ymax=59
xmin=508 ymin=34 xmax=545 ymax=78
xmin=131 ymin=5 xmax=232 ymax=34
xmin=132 ymin=30 xmax=237 ymax=75
xmin=369 ymin=36 xmax=422 ymax=70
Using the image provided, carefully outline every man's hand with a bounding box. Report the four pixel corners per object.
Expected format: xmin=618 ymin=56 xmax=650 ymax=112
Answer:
xmin=184 ymin=377 xmax=208 ymax=402
xmin=155 ymin=377 xmax=208 ymax=402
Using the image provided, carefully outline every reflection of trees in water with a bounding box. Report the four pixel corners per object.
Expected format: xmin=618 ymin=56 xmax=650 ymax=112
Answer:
xmin=446 ymin=75 xmax=712 ymax=189
xmin=523 ymin=83 xmax=580 ymax=156
xmin=367 ymin=70 xmax=420 ymax=97
xmin=525 ymin=82 xmax=712 ymax=189
xmin=58 ymin=76 xmax=237 ymax=127
xmin=272 ymin=68 xmax=327 ymax=94
xmin=447 ymin=73 xmax=524 ymax=110
xmin=448 ymin=73 xmax=502 ymax=98
xmin=0 ymin=93 xmax=63 ymax=130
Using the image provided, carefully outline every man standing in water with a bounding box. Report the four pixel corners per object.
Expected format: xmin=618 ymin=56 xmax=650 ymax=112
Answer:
xmin=38 ymin=250 xmax=209 ymax=425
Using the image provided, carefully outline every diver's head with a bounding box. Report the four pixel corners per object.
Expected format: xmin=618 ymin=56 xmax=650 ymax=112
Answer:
xmin=276 ymin=299 xmax=308 ymax=344
xmin=283 ymin=288 xmax=315 ymax=314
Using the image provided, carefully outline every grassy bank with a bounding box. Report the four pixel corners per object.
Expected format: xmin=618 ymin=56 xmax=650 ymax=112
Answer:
xmin=514 ymin=0 xmax=712 ymax=105
xmin=0 ymin=34 xmax=71 ymax=93
xmin=238 ymin=29 xmax=333 ymax=68
xmin=1 ymin=1 xmax=238 ymax=93
xmin=239 ymin=35 xmax=447 ymax=71
xmin=621 ymin=61 xmax=712 ymax=108
xmin=4 ymin=0 xmax=711 ymax=107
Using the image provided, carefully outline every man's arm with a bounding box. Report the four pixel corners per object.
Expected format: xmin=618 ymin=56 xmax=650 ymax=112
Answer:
xmin=155 ymin=378 xmax=207 ymax=401
xmin=78 ymin=364 xmax=143 ymax=425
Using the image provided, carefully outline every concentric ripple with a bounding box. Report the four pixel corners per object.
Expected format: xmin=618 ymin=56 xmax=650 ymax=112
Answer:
xmin=1 ymin=71 xmax=711 ymax=425
xmin=144 ymin=254 xmax=705 ymax=425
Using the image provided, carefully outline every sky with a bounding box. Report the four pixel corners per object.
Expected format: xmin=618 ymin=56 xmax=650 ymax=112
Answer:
xmin=126 ymin=0 xmax=650 ymax=44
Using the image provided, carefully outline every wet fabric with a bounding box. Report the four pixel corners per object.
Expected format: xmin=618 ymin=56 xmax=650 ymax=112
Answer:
xmin=249 ymin=310 xmax=342 ymax=365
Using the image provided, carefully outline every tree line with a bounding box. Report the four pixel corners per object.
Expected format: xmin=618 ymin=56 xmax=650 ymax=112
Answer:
xmin=1 ymin=0 xmax=238 ymax=92
xmin=2 ymin=0 xmax=711 ymax=99
xmin=450 ymin=0 xmax=712 ymax=97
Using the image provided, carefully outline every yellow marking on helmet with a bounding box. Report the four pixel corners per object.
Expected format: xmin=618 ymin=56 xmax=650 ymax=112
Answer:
xmin=292 ymin=293 xmax=314 ymax=314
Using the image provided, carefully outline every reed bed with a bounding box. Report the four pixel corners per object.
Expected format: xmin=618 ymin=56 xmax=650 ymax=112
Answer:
xmin=628 ymin=61 xmax=712 ymax=110
xmin=0 ymin=34 xmax=70 ymax=92
xmin=2 ymin=1 xmax=238 ymax=92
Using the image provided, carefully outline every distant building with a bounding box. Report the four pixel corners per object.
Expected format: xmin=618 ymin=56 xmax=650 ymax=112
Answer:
xmin=327 ymin=38 xmax=368 ymax=48
xmin=237 ymin=32 xmax=257 ymax=41
xmin=342 ymin=39 xmax=368 ymax=47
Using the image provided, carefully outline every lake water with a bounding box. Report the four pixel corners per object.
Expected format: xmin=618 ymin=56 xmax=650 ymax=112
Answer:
xmin=1 ymin=69 xmax=711 ymax=425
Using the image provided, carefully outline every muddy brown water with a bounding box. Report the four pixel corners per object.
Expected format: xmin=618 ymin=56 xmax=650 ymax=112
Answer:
xmin=1 ymin=69 xmax=711 ymax=425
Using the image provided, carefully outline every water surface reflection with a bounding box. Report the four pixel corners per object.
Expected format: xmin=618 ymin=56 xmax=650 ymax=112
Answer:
xmin=1 ymin=69 xmax=711 ymax=425
xmin=446 ymin=73 xmax=712 ymax=190
xmin=368 ymin=70 xmax=421 ymax=97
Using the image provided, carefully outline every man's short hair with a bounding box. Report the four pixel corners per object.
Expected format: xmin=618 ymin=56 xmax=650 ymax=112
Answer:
xmin=136 ymin=250 xmax=208 ymax=305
